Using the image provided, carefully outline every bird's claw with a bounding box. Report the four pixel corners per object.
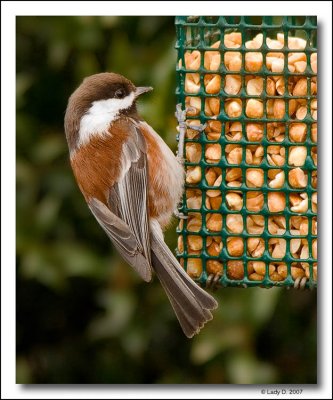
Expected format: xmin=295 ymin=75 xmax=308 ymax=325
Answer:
xmin=294 ymin=276 xmax=308 ymax=290
xmin=206 ymin=273 xmax=221 ymax=291
xmin=175 ymin=103 xmax=187 ymax=126
xmin=174 ymin=209 xmax=188 ymax=219
xmin=186 ymin=122 xmax=207 ymax=132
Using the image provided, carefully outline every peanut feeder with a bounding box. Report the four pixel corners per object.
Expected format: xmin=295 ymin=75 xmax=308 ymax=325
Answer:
xmin=175 ymin=16 xmax=317 ymax=289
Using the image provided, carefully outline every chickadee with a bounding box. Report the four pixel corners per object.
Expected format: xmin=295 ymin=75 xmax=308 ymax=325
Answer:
xmin=64 ymin=72 xmax=217 ymax=338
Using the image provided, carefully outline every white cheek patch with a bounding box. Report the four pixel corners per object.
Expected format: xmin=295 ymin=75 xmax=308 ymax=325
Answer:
xmin=78 ymin=92 xmax=135 ymax=147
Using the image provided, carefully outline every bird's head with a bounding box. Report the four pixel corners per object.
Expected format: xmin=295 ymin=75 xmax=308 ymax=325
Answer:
xmin=64 ymin=72 xmax=152 ymax=152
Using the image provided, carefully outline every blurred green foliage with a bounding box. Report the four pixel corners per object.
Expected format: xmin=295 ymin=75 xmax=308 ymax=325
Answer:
xmin=16 ymin=16 xmax=316 ymax=384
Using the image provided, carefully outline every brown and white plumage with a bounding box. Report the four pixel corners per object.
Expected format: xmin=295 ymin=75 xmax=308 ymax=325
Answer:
xmin=65 ymin=72 xmax=217 ymax=337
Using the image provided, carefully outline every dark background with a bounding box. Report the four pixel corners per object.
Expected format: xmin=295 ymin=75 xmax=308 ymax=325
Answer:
xmin=16 ymin=16 xmax=316 ymax=384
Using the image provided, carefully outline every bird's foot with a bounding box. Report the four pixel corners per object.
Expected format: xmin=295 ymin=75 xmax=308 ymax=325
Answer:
xmin=175 ymin=103 xmax=187 ymax=126
xmin=206 ymin=273 xmax=222 ymax=291
xmin=174 ymin=209 xmax=188 ymax=219
xmin=176 ymin=103 xmax=207 ymax=163
xmin=293 ymin=276 xmax=308 ymax=290
xmin=175 ymin=104 xmax=187 ymax=161
xmin=186 ymin=122 xmax=207 ymax=132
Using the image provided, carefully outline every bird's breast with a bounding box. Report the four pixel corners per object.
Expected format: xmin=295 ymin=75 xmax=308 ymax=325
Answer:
xmin=70 ymin=125 xmax=128 ymax=204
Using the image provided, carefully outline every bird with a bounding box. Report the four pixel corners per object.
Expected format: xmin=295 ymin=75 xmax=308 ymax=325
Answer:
xmin=64 ymin=72 xmax=218 ymax=338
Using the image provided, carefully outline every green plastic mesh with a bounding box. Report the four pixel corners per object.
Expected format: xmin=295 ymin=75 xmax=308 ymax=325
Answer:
xmin=175 ymin=16 xmax=317 ymax=289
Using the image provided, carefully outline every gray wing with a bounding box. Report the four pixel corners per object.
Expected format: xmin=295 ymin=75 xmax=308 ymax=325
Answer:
xmin=88 ymin=124 xmax=152 ymax=282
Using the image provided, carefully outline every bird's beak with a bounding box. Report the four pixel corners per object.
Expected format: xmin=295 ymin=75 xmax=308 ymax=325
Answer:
xmin=134 ymin=86 xmax=153 ymax=98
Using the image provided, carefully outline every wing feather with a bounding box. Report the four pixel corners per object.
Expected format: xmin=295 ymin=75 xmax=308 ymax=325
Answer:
xmin=88 ymin=121 xmax=152 ymax=282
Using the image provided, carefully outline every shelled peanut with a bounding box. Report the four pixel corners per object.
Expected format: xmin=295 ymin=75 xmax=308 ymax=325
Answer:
xmin=178 ymin=29 xmax=317 ymax=284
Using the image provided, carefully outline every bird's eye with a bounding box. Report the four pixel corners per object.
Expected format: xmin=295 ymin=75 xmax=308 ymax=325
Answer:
xmin=114 ymin=88 xmax=125 ymax=99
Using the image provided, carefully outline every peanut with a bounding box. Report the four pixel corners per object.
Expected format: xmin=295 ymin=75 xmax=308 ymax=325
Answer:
xmin=187 ymin=235 xmax=203 ymax=251
xmin=206 ymin=175 xmax=222 ymax=198
xmin=268 ymin=170 xmax=285 ymax=189
xmin=187 ymin=258 xmax=203 ymax=279
xmin=288 ymin=37 xmax=306 ymax=50
xmin=289 ymin=123 xmax=307 ymax=142
xmin=186 ymin=119 xmax=202 ymax=139
xmin=247 ymin=237 xmax=265 ymax=257
xmin=296 ymin=106 xmax=307 ymax=120
xmin=275 ymin=77 xmax=285 ymax=95
xmin=267 ymin=145 xmax=285 ymax=166
xmin=267 ymin=77 xmax=277 ymax=95
xmin=186 ymin=194 xmax=207 ymax=210
xmin=246 ymin=123 xmax=264 ymax=142
xmin=187 ymin=213 xmax=202 ymax=230
xmin=268 ymin=216 xmax=286 ymax=234
xmin=226 ymin=145 xmax=242 ymax=165
xmin=246 ymin=145 xmax=264 ymax=165
xmin=247 ymin=215 xmax=265 ymax=234
xmin=246 ymin=77 xmax=263 ymax=95
xmin=209 ymin=195 xmax=222 ymax=210
xmin=224 ymin=52 xmax=242 ymax=71
xmin=293 ymin=78 xmax=307 ymax=96
xmin=246 ymin=168 xmax=264 ymax=188
xmin=184 ymin=50 xmax=201 ymax=70
xmin=204 ymin=74 xmax=221 ymax=94
xmin=185 ymin=73 xmax=200 ymax=94
xmin=227 ymin=260 xmax=245 ymax=280
xmin=226 ymin=192 xmax=243 ymax=211
xmin=207 ymin=260 xmax=223 ymax=275
xmin=311 ymin=123 xmax=317 ymax=143
xmin=204 ymin=49 xmax=221 ymax=71
xmin=206 ymin=213 xmax=222 ymax=232
xmin=288 ymin=168 xmax=308 ymax=188
xmin=224 ymin=75 xmax=242 ymax=95
xmin=227 ymin=237 xmax=244 ymax=256
xmin=311 ymin=53 xmax=317 ymax=73
xmin=225 ymin=121 xmax=242 ymax=141
xmin=311 ymin=192 xmax=317 ymax=213
xmin=267 ymin=122 xmax=285 ymax=142
xmin=249 ymin=273 xmax=264 ymax=281
xmin=207 ymin=239 xmax=222 ymax=257
xmin=267 ymin=37 xmax=284 ymax=49
xmin=273 ymin=99 xmax=286 ymax=119
xmin=246 ymin=191 xmax=264 ymax=212
xmin=185 ymin=96 xmax=201 ymax=116
xmin=245 ymin=52 xmax=263 ymax=72
xmin=311 ymin=171 xmax=317 ymax=189
xmin=205 ymin=144 xmax=221 ymax=163
xmin=186 ymin=143 xmax=202 ymax=163
xmin=226 ymin=214 xmax=243 ymax=233
xmin=290 ymin=192 xmax=308 ymax=213
xmin=246 ymin=99 xmax=263 ymax=118
xmin=224 ymin=32 xmax=242 ymax=47
xmin=269 ymin=238 xmax=286 ymax=258
xmin=268 ymin=192 xmax=286 ymax=212
xmin=225 ymin=99 xmax=242 ymax=118
xmin=205 ymin=97 xmax=220 ymax=116
xmin=186 ymin=166 xmax=202 ymax=184
xmin=252 ymin=261 xmax=274 ymax=276
xmin=288 ymin=146 xmax=307 ymax=166
xmin=226 ymin=168 xmax=242 ymax=182
xmin=177 ymin=236 xmax=184 ymax=253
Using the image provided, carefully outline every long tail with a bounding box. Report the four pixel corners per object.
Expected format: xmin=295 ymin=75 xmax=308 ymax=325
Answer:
xmin=150 ymin=225 xmax=218 ymax=338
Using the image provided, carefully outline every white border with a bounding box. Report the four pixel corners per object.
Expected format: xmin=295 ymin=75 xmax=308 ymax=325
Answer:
xmin=2 ymin=1 xmax=332 ymax=399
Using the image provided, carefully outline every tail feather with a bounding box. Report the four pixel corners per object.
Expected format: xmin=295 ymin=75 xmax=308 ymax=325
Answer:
xmin=171 ymin=259 xmax=218 ymax=310
xmin=158 ymin=277 xmax=211 ymax=338
xmin=150 ymin=228 xmax=218 ymax=338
